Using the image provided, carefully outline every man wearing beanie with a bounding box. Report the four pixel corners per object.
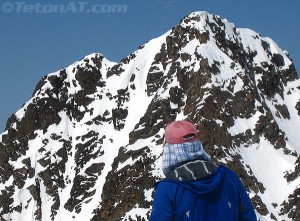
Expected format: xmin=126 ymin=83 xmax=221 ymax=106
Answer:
xmin=150 ymin=120 xmax=257 ymax=221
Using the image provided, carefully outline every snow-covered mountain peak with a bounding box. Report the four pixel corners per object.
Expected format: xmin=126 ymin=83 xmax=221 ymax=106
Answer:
xmin=0 ymin=11 xmax=299 ymax=221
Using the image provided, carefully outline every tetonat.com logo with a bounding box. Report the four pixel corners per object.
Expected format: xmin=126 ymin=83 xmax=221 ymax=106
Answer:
xmin=1 ymin=2 xmax=128 ymax=13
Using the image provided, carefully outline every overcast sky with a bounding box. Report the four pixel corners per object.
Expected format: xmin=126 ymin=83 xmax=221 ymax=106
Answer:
xmin=0 ymin=0 xmax=299 ymax=131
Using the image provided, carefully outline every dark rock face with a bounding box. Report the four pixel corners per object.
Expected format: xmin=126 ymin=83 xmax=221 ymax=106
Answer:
xmin=0 ymin=11 xmax=299 ymax=221
xmin=92 ymin=146 xmax=156 ymax=221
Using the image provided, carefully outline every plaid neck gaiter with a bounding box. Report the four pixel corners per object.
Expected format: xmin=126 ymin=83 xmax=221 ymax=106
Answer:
xmin=162 ymin=140 xmax=211 ymax=175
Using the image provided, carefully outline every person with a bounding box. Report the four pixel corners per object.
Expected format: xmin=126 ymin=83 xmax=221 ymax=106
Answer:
xmin=150 ymin=120 xmax=257 ymax=221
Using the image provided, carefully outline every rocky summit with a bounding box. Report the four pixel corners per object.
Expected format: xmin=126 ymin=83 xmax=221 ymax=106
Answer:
xmin=0 ymin=11 xmax=300 ymax=221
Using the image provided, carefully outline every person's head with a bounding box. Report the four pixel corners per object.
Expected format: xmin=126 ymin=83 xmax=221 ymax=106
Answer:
xmin=164 ymin=120 xmax=198 ymax=144
xmin=162 ymin=120 xmax=211 ymax=175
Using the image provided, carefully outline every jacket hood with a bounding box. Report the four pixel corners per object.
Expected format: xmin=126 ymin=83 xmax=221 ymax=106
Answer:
xmin=157 ymin=161 xmax=226 ymax=196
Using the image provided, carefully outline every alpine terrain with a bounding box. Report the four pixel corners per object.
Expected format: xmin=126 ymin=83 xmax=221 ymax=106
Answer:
xmin=0 ymin=11 xmax=299 ymax=221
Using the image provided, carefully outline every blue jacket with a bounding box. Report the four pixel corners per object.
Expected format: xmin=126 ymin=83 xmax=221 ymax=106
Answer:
xmin=151 ymin=161 xmax=257 ymax=221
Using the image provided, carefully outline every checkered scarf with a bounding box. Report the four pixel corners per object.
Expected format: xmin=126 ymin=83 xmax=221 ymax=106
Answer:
xmin=162 ymin=140 xmax=211 ymax=175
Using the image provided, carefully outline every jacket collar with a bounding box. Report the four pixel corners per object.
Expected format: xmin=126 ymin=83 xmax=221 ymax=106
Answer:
xmin=165 ymin=159 xmax=218 ymax=181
